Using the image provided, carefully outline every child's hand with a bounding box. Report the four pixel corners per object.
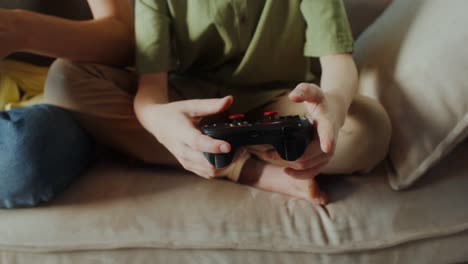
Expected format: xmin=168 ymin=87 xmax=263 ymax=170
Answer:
xmin=263 ymin=83 xmax=347 ymax=178
xmin=140 ymin=96 xmax=233 ymax=179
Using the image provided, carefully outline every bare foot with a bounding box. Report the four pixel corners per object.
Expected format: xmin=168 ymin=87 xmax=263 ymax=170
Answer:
xmin=238 ymin=159 xmax=328 ymax=205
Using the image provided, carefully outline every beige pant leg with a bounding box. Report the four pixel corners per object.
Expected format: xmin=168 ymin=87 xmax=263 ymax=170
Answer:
xmin=44 ymin=59 xmax=252 ymax=180
xmin=248 ymin=93 xmax=392 ymax=174
xmin=44 ymin=59 xmax=179 ymax=166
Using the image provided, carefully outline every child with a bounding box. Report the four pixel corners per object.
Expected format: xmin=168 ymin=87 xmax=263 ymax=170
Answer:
xmin=45 ymin=0 xmax=391 ymax=204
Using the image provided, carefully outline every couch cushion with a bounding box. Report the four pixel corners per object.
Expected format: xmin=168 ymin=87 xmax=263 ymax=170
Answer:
xmin=0 ymin=141 xmax=468 ymax=259
xmin=2 ymin=232 xmax=468 ymax=264
xmin=354 ymin=0 xmax=468 ymax=189
xmin=343 ymin=0 xmax=392 ymax=38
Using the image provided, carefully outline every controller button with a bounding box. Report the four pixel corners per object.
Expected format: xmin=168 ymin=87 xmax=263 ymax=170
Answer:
xmin=264 ymin=111 xmax=279 ymax=121
xmin=228 ymin=114 xmax=245 ymax=120
xmin=263 ymin=111 xmax=278 ymax=117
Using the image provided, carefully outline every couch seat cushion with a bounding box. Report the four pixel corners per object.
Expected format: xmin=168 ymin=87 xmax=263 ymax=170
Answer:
xmin=0 ymin=142 xmax=468 ymax=255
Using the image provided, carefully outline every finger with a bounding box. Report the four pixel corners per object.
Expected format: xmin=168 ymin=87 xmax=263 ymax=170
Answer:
xmin=186 ymin=165 xmax=216 ymax=179
xmin=288 ymin=83 xmax=324 ymax=104
xmin=186 ymin=131 xmax=231 ymax=154
xmin=284 ymin=159 xmax=329 ymax=179
xmin=182 ymin=96 xmax=233 ymax=117
xmin=287 ymin=153 xmax=331 ymax=171
xmin=294 ymin=140 xmax=323 ymax=162
xmin=308 ymin=180 xmax=328 ymax=205
xmin=315 ymin=118 xmax=336 ymax=153
xmin=189 ymin=164 xmax=218 ymax=179
xmin=166 ymin=138 xmax=221 ymax=179
xmin=179 ymin=150 xmax=220 ymax=179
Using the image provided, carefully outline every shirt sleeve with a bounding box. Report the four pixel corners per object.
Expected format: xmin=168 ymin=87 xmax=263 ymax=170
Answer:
xmin=300 ymin=0 xmax=354 ymax=57
xmin=135 ymin=0 xmax=174 ymax=74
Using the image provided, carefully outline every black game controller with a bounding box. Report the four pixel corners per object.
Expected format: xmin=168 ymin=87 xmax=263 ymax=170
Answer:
xmin=201 ymin=111 xmax=314 ymax=168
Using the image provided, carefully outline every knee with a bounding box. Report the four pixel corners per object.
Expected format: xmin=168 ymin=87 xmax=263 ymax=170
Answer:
xmin=347 ymin=95 xmax=392 ymax=172
xmin=0 ymin=168 xmax=52 ymax=209
xmin=0 ymin=105 xmax=94 ymax=208
xmin=44 ymin=59 xmax=95 ymax=108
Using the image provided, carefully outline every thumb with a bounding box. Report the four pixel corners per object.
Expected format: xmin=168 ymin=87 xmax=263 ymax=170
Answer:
xmin=289 ymin=83 xmax=324 ymax=104
xmin=182 ymin=95 xmax=233 ymax=117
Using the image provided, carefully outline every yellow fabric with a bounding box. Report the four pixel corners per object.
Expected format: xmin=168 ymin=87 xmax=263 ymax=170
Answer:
xmin=0 ymin=60 xmax=49 ymax=111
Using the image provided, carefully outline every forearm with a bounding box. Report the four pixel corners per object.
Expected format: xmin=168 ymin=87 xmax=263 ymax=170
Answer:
xmin=134 ymin=72 xmax=170 ymax=131
xmin=10 ymin=9 xmax=133 ymax=66
xmin=319 ymin=53 xmax=358 ymax=112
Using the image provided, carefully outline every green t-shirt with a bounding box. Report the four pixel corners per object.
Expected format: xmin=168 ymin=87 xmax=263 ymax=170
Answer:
xmin=135 ymin=0 xmax=353 ymax=111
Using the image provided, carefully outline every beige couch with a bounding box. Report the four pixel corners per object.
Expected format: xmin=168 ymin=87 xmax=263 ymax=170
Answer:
xmin=1 ymin=1 xmax=468 ymax=263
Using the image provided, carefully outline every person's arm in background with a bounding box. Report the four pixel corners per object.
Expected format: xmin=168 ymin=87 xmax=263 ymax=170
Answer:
xmin=0 ymin=0 xmax=133 ymax=65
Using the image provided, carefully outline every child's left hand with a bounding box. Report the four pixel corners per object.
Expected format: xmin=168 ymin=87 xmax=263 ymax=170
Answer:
xmin=263 ymin=83 xmax=348 ymax=178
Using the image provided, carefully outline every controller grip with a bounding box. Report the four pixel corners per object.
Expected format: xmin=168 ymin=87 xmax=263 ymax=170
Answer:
xmin=275 ymin=138 xmax=309 ymax=161
xmin=203 ymin=152 xmax=234 ymax=168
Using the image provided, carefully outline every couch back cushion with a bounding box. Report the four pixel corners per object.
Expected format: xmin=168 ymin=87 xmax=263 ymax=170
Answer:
xmin=344 ymin=0 xmax=392 ymax=38
xmin=355 ymin=0 xmax=468 ymax=189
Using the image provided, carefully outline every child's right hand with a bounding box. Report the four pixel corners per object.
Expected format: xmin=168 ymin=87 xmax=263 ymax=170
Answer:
xmin=138 ymin=96 xmax=233 ymax=179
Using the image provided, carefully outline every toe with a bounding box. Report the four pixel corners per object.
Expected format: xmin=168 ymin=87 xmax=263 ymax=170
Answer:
xmin=308 ymin=180 xmax=328 ymax=205
xmin=314 ymin=191 xmax=328 ymax=205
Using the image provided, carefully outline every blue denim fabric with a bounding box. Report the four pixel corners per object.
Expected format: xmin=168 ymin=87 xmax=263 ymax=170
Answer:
xmin=0 ymin=105 xmax=93 ymax=209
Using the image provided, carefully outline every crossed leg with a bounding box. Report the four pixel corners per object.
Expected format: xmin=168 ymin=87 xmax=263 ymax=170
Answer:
xmin=44 ymin=59 xmax=181 ymax=166
xmin=236 ymin=93 xmax=392 ymax=204
xmin=45 ymin=59 xmax=391 ymax=204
